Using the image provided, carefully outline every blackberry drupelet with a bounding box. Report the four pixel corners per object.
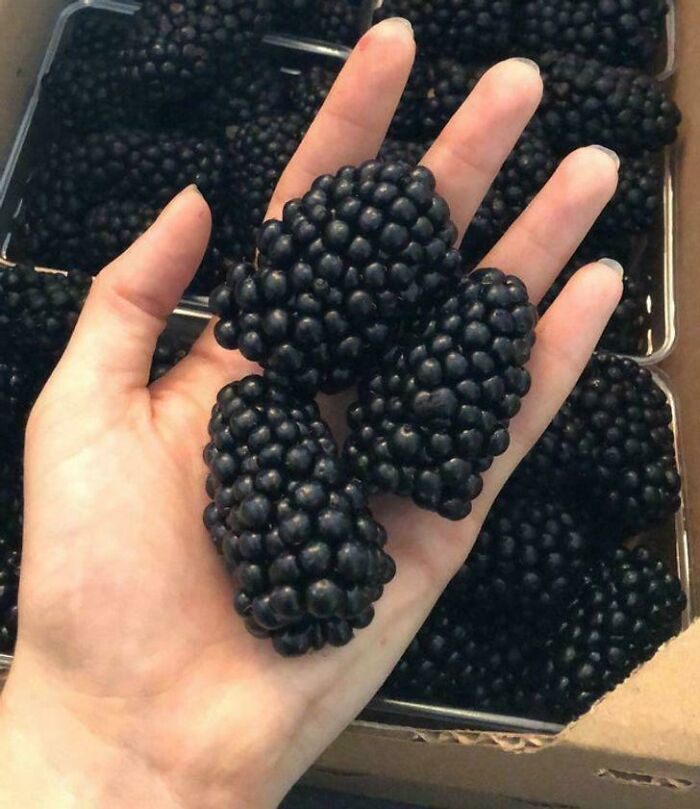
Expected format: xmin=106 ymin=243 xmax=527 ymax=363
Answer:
xmin=539 ymin=51 xmax=680 ymax=155
xmin=384 ymin=603 xmax=534 ymax=714
xmin=84 ymin=200 xmax=158 ymax=274
xmin=516 ymin=0 xmax=668 ymax=69
xmin=374 ymin=0 xmax=514 ymax=61
xmin=150 ymin=331 xmax=190 ymax=382
xmin=0 ymin=532 xmax=20 ymax=654
xmin=344 ymin=268 xmax=537 ymax=520
xmin=460 ymin=128 xmax=557 ymax=263
xmin=203 ymin=375 xmax=395 ymax=656
xmin=226 ymin=113 xmax=307 ymax=261
xmin=0 ymin=263 xmax=90 ymax=361
xmin=119 ymin=0 xmax=271 ymax=105
xmin=211 ymin=160 xmax=461 ymax=395
xmin=539 ymin=238 xmax=651 ymax=355
xmin=522 ymin=352 xmax=681 ymax=536
xmin=442 ymin=483 xmax=594 ymax=618
xmin=530 ymin=545 xmax=686 ymax=722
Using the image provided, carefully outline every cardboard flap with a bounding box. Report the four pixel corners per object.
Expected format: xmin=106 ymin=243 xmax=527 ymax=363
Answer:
xmin=562 ymin=617 xmax=700 ymax=764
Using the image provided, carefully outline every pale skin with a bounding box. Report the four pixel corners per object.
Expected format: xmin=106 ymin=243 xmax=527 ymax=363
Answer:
xmin=0 ymin=19 xmax=623 ymax=809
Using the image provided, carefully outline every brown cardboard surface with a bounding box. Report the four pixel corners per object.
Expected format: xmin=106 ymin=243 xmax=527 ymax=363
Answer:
xmin=315 ymin=0 xmax=700 ymax=804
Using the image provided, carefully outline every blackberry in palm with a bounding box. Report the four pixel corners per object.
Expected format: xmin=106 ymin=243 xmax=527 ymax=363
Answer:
xmin=344 ymin=268 xmax=537 ymax=520
xmin=211 ymin=160 xmax=461 ymax=396
xmin=204 ymin=375 xmax=395 ymax=656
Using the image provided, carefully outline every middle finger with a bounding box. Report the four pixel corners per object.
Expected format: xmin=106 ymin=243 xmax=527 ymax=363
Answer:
xmin=421 ymin=58 xmax=543 ymax=243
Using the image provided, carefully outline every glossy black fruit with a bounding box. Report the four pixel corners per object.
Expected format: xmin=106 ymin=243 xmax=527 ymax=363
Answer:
xmin=204 ymin=375 xmax=395 ymax=656
xmin=345 ymin=268 xmax=537 ymax=520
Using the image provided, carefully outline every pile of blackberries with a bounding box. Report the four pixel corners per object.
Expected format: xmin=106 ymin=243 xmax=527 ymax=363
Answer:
xmin=384 ymin=348 xmax=686 ymax=723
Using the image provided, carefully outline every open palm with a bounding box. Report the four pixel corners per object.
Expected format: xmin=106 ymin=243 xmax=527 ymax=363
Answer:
xmin=0 ymin=19 xmax=622 ymax=809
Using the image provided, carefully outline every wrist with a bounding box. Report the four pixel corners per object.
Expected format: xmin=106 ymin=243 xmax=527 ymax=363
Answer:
xmin=0 ymin=683 xmax=180 ymax=809
xmin=0 ymin=664 xmax=262 ymax=809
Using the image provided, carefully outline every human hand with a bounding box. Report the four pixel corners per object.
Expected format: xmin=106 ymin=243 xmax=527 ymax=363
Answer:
xmin=0 ymin=19 xmax=622 ymax=809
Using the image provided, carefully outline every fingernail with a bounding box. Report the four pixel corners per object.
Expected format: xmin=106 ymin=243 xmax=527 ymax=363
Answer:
xmin=599 ymin=257 xmax=624 ymax=278
xmin=512 ymin=57 xmax=540 ymax=75
xmin=384 ymin=16 xmax=413 ymax=34
xmin=185 ymin=183 xmax=204 ymax=197
xmin=591 ymin=145 xmax=620 ymax=169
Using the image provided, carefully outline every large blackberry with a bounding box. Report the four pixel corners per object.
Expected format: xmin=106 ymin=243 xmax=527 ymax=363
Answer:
xmin=442 ymin=482 xmax=594 ymax=618
xmin=226 ymin=113 xmax=307 ymax=261
xmin=203 ymin=375 xmax=395 ymax=656
xmin=119 ymin=0 xmax=271 ymax=105
xmin=539 ymin=237 xmax=651 ymax=355
xmin=0 ymin=532 xmax=20 ymax=654
xmin=521 ymin=352 xmax=681 ymax=536
xmin=595 ymin=153 xmax=664 ymax=236
xmin=211 ymin=160 xmax=461 ymax=395
xmin=383 ymin=603 xmax=534 ymax=714
xmin=529 ymin=545 xmax=685 ymax=722
xmin=84 ymin=200 xmax=159 ymax=274
xmin=344 ymin=268 xmax=537 ymax=520
xmin=461 ymin=128 xmax=557 ymax=263
xmin=516 ymin=0 xmax=668 ymax=69
xmin=0 ymin=263 xmax=90 ymax=361
xmin=539 ymin=51 xmax=680 ymax=155
xmin=374 ymin=0 xmax=514 ymax=61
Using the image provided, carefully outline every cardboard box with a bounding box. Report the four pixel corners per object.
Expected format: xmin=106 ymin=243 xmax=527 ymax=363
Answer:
xmin=309 ymin=2 xmax=700 ymax=806
xmin=0 ymin=3 xmax=697 ymax=808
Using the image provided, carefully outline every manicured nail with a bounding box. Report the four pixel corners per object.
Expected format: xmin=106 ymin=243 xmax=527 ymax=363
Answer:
xmin=384 ymin=16 xmax=413 ymax=34
xmin=599 ymin=257 xmax=624 ymax=278
xmin=591 ymin=145 xmax=620 ymax=169
xmin=512 ymin=57 xmax=540 ymax=74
